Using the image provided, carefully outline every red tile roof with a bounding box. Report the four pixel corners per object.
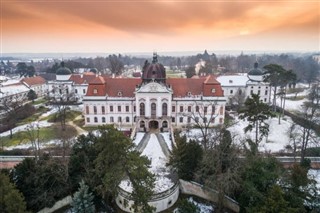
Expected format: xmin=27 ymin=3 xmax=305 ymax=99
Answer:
xmin=21 ymin=76 xmax=46 ymax=87
xmin=85 ymin=76 xmax=223 ymax=98
xmin=105 ymin=78 xmax=141 ymax=97
xmin=167 ymin=78 xmax=204 ymax=97
xmin=86 ymin=77 xmax=141 ymax=97
xmin=69 ymin=73 xmax=97 ymax=84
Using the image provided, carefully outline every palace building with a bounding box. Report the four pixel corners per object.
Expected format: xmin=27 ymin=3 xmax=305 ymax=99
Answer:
xmin=83 ymin=54 xmax=227 ymax=131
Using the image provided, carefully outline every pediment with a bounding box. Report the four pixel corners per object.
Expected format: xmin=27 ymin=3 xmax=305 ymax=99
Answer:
xmin=137 ymin=82 xmax=171 ymax=93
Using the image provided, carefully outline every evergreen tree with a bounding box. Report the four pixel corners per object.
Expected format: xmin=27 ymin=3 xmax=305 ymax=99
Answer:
xmin=239 ymin=94 xmax=275 ymax=146
xmin=168 ymin=132 xmax=203 ymax=181
xmin=71 ymin=180 xmax=95 ymax=213
xmin=0 ymin=173 xmax=28 ymax=213
xmin=27 ymin=90 xmax=37 ymax=103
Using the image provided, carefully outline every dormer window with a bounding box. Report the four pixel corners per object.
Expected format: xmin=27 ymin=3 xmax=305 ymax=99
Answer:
xmin=93 ymin=89 xmax=98 ymax=94
xmin=118 ymin=91 xmax=122 ymax=96
xmin=187 ymin=92 xmax=192 ymax=96
xmin=211 ymin=88 xmax=216 ymax=93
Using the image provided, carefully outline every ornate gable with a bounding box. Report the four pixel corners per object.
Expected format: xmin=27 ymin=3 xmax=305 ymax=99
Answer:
xmin=136 ymin=82 xmax=171 ymax=93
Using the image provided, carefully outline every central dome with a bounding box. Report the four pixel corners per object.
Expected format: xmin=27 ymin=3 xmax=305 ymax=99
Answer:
xmin=248 ymin=62 xmax=264 ymax=82
xmin=56 ymin=62 xmax=72 ymax=75
xmin=142 ymin=53 xmax=166 ymax=83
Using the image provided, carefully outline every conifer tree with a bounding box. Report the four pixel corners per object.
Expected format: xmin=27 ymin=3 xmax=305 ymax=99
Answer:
xmin=71 ymin=180 xmax=95 ymax=213
xmin=240 ymin=94 xmax=275 ymax=146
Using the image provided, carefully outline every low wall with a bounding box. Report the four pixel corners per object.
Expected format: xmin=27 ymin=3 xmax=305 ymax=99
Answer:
xmin=179 ymin=179 xmax=239 ymax=213
xmin=37 ymin=195 xmax=72 ymax=213
xmin=116 ymin=182 xmax=180 ymax=212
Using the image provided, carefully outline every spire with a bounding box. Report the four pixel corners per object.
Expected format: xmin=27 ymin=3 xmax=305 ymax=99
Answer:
xmin=152 ymin=52 xmax=158 ymax=63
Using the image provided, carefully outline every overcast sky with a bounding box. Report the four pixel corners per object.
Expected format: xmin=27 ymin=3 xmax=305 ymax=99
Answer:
xmin=2 ymin=0 xmax=319 ymax=53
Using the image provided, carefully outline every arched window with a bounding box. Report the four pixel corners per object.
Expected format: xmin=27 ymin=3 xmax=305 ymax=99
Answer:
xmin=162 ymin=103 xmax=168 ymax=116
xmin=102 ymin=117 xmax=106 ymax=123
xmin=140 ymin=121 xmax=145 ymax=128
xmin=162 ymin=121 xmax=168 ymax=128
xmin=151 ymin=103 xmax=156 ymax=116
xmin=140 ymin=103 xmax=145 ymax=116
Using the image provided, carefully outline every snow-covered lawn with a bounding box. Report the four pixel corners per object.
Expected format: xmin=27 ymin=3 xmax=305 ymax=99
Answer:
xmin=0 ymin=121 xmax=52 ymax=137
xmin=309 ymin=169 xmax=320 ymax=190
xmin=120 ymin=133 xmax=174 ymax=193
xmin=228 ymin=116 xmax=294 ymax=153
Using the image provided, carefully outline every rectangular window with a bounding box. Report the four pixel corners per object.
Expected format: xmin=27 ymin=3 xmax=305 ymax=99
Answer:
xmin=265 ymin=90 xmax=268 ymax=95
xmin=212 ymin=105 xmax=215 ymax=113
xmin=196 ymin=106 xmax=199 ymax=112
xmin=258 ymin=90 xmax=260 ymax=95
xmin=110 ymin=117 xmax=114 ymax=122
xmin=188 ymin=106 xmax=191 ymax=112
xmin=118 ymin=106 xmax=121 ymax=112
xmin=211 ymin=117 xmax=215 ymax=123
xmin=219 ymin=107 xmax=224 ymax=115
xmin=126 ymin=106 xmax=129 ymax=112
xmin=102 ymin=106 xmax=105 ymax=114
xmin=85 ymin=106 xmax=89 ymax=114
xmin=179 ymin=117 xmax=183 ymax=123
xmin=126 ymin=117 xmax=130 ymax=122
xmin=75 ymin=89 xmax=78 ymax=94
xmin=204 ymin=107 xmax=207 ymax=113
xmin=180 ymin=106 xmax=183 ymax=112
xmin=83 ymin=89 xmax=86 ymax=94
xmin=134 ymin=106 xmax=136 ymax=112
xmin=172 ymin=117 xmax=175 ymax=123
xmin=187 ymin=117 xmax=191 ymax=123
xmin=102 ymin=117 xmax=106 ymax=123
xmin=172 ymin=106 xmax=175 ymax=112
xmin=86 ymin=117 xmax=90 ymax=123
xmin=230 ymin=90 xmax=233 ymax=94
xmin=94 ymin=117 xmax=98 ymax=123
xmin=110 ymin=106 xmax=113 ymax=112
xmin=195 ymin=117 xmax=199 ymax=122
xmin=93 ymin=106 xmax=97 ymax=114
xmin=118 ymin=117 xmax=122 ymax=122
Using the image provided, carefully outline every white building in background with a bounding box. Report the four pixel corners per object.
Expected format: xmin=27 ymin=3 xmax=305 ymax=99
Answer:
xmin=217 ymin=62 xmax=270 ymax=106
xmin=47 ymin=62 xmax=98 ymax=102
xmin=20 ymin=76 xmax=47 ymax=97
xmin=83 ymin=54 xmax=227 ymax=131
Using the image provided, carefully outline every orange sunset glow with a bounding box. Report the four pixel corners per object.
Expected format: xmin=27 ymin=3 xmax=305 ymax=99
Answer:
xmin=1 ymin=0 xmax=319 ymax=53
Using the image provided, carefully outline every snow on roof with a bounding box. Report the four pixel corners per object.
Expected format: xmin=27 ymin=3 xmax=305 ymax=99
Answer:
xmin=0 ymin=84 xmax=29 ymax=98
xmin=217 ymin=75 xmax=249 ymax=87
xmin=1 ymin=79 xmax=22 ymax=86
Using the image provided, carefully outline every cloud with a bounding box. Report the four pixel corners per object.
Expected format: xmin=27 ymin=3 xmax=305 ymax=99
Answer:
xmin=2 ymin=0 xmax=319 ymax=52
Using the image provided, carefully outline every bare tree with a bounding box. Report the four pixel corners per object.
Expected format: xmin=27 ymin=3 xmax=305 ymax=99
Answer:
xmin=228 ymin=88 xmax=246 ymax=111
xmin=107 ymin=54 xmax=124 ymax=76
xmin=182 ymin=100 xmax=221 ymax=150
xmin=25 ymin=122 xmax=41 ymax=160
xmin=0 ymin=93 xmax=27 ymax=139
xmin=299 ymin=83 xmax=320 ymax=162
xmin=196 ymin=129 xmax=241 ymax=213
xmin=49 ymin=84 xmax=76 ymax=131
